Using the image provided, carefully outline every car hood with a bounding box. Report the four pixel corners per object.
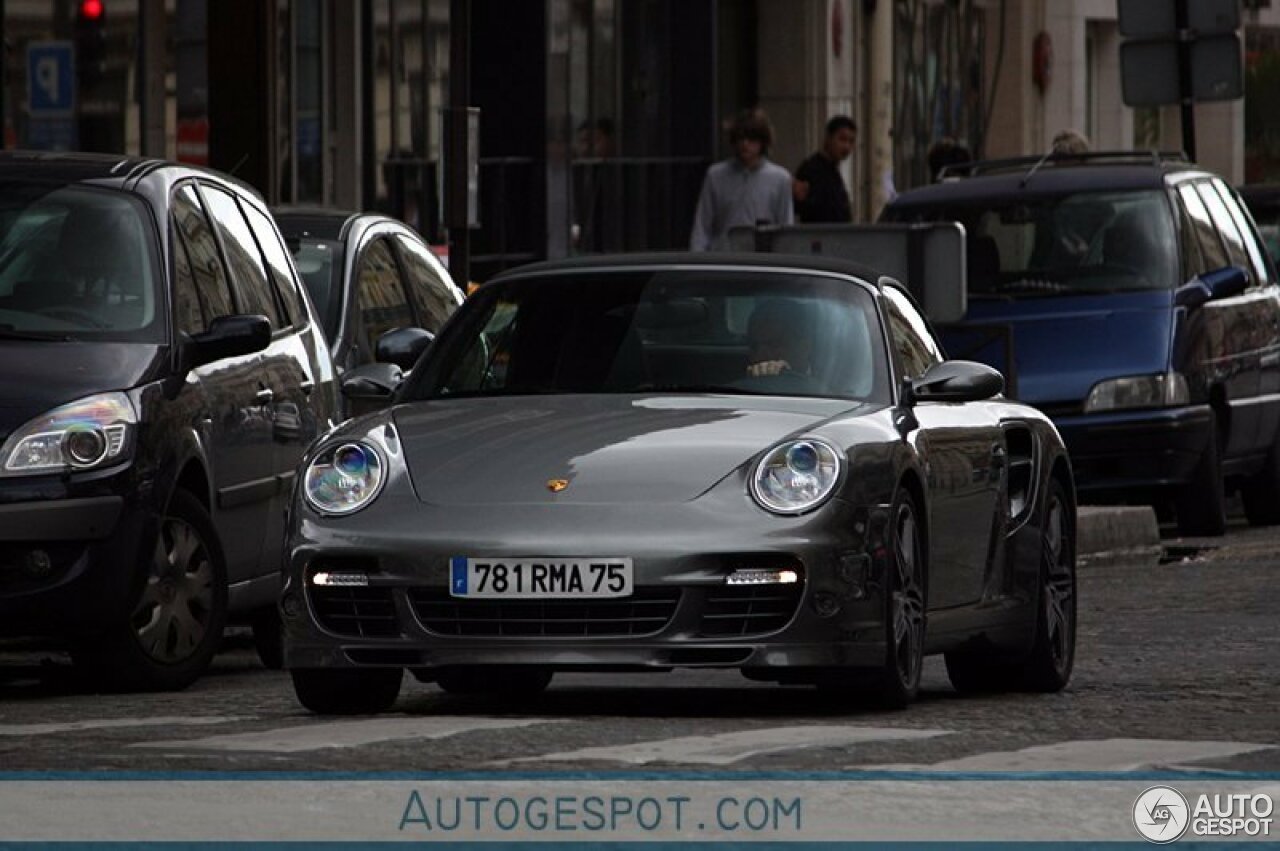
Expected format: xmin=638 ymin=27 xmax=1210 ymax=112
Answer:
xmin=393 ymin=394 xmax=869 ymax=506
xmin=944 ymin=290 xmax=1174 ymax=405
xmin=0 ymin=342 xmax=166 ymax=434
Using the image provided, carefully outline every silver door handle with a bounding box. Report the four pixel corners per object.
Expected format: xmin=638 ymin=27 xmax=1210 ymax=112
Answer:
xmin=300 ymin=379 xmax=315 ymax=396
xmin=255 ymin=387 xmax=275 ymax=404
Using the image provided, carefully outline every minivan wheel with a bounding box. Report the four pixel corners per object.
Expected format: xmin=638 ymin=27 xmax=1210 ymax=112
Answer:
xmin=292 ymin=668 xmax=403 ymax=715
xmin=1174 ymin=418 xmax=1227 ymax=537
xmin=74 ymin=489 xmax=228 ymax=692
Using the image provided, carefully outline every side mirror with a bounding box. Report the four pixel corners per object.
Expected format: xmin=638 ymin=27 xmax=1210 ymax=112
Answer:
xmin=909 ymin=360 xmax=1005 ymax=404
xmin=375 ymin=327 xmax=435 ymax=372
xmin=187 ymin=315 xmax=270 ymax=369
xmin=341 ymin=362 xmax=404 ymax=401
xmin=1175 ymin=266 xmax=1248 ymax=310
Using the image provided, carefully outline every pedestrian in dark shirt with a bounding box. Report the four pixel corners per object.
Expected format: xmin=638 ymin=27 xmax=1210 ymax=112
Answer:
xmin=793 ymin=116 xmax=856 ymax=223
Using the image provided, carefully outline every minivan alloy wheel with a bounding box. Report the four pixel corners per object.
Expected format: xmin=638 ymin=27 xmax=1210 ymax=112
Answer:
xmin=133 ymin=515 xmax=215 ymax=663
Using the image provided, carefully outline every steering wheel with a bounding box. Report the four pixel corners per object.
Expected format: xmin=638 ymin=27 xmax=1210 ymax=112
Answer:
xmin=33 ymin=306 xmax=110 ymax=328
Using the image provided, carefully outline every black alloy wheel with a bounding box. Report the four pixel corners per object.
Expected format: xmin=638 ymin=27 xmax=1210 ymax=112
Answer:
xmin=871 ymin=488 xmax=926 ymax=708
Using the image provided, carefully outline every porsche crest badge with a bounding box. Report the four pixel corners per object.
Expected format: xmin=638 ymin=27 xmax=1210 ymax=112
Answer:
xmin=546 ymin=478 xmax=570 ymax=493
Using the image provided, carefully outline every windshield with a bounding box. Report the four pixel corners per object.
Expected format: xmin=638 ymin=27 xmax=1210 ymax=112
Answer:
xmin=0 ymin=183 xmax=161 ymax=341
xmin=891 ymin=189 xmax=1177 ymax=298
xmin=285 ymin=236 xmax=345 ymax=340
xmin=406 ymin=269 xmax=889 ymax=403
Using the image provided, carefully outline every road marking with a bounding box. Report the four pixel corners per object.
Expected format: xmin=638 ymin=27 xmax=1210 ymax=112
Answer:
xmin=132 ymin=716 xmax=561 ymax=753
xmin=509 ymin=725 xmax=950 ymax=766
xmin=862 ymin=738 xmax=1277 ymax=771
xmin=0 ymin=717 xmax=250 ymax=736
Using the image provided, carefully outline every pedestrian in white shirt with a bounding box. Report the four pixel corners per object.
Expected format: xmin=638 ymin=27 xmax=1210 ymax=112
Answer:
xmin=690 ymin=108 xmax=794 ymax=251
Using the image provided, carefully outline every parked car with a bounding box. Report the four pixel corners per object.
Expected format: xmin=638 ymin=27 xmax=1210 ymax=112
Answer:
xmin=271 ymin=208 xmax=462 ymax=379
xmin=885 ymin=151 xmax=1280 ymax=536
xmin=1238 ymin=184 xmax=1280 ymax=269
xmin=0 ymin=151 xmax=338 ymax=690
xmin=281 ymin=253 xmax=1076 ymax=715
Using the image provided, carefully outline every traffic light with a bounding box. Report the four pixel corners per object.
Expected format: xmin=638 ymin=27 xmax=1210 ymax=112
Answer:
xmin=74 ymin=0 xmax=106 ymax=88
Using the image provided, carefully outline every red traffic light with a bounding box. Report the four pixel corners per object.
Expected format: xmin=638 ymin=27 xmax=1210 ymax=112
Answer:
xmin=79 ymin=0 xmax=104 ymax=21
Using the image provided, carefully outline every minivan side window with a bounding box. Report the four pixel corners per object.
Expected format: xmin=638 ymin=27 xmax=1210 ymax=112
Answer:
xmin=354 ymin=237 xmax=414 ymax=364
xmin=394 ymin=234 xmax=461 ymax=331
xmin=882 ymin=286 xmax=943 ymax=384
xmin=1211 ymin=180 xmax=1273 ymax=288
xmin=172 ymin=231 xmax=206 ymax=336
xmin=243 ymin=203 xmax=308 ymax=328
xmin=171 ymin=184 xmax=236 ymax=320
xmin=1196 ymin=182 xmax=1255 ymax=286
xmin=1179 ymin=184 xmax=1231 ymax=274
xmin=201 ymin=184 xmax=282 ymax=328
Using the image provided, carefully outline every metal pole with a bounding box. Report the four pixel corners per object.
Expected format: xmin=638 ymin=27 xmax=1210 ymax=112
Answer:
xmin=1176 ymin=0 xmax=1196 ymax=162
xmin=446 ymin=0 xmax=471 ymax=290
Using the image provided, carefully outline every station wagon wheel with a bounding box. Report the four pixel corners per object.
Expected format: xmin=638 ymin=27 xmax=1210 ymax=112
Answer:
xmin=871 ymin=488 xmax=926 ymax=708
xmin=72 ymin=489 xmax=228 ymax=691
xmin=1174 ymin=415 xmax=1226 ymax=536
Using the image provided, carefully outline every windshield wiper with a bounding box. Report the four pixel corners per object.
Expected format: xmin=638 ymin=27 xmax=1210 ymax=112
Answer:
xmin=0 ymin=326 xmax=72 ymax=341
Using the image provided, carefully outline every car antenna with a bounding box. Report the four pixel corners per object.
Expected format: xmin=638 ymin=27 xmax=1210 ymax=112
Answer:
xmin=1019 ymin=148 xmax=1055 ymax=189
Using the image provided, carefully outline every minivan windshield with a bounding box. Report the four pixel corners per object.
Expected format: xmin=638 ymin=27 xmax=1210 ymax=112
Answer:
xmin=890 ymin=189 xmax=1177 ymax=298
xmin=406 ymin=270 xmax=890 ymax=404
xmin=0 ymin=183 xmax=161 ymax=341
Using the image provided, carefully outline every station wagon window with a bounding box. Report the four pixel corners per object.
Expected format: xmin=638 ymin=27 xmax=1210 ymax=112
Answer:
xmin=244 ymin=203 xmax=308 ymax=328
xmin=394 ymin=234 xmax=460 ymax=331
xmin=172 ymin=185 xmax=236 ymax=321
xmin=1196 ymin=182 xmax=1254 ymax=285
xmin=1178 ymin=184 xmax=1231 ymax=273
xmin=882 ymin=286 xmax=942 ymax=384
xmin=355 ymin=238 xmax=415 ymax=363
xmin=1211 ymin=180 xmax=1272 ymax=287
xmin=202 ymin=185 xmax=282 ymax=328
xmin=1175 ymin=193 xmax=1207 ymax=280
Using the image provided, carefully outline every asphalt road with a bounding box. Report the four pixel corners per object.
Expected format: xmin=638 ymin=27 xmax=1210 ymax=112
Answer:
xmin=0 ymin=522 xmax=1275 ymax=777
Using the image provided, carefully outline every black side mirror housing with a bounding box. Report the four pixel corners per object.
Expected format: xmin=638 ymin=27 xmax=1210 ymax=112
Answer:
xmin=909 ymin=360 xmax=1005 ymax=404
xmin=341 ymin=362 xmax=403 ymax=402
xmin=187 ymin=315 xmax=271 ymax=370
xmin=375 ymin=327 xmax=435 ymax=372
xmin=1175 ymin=265 xmax=1249 ymax=310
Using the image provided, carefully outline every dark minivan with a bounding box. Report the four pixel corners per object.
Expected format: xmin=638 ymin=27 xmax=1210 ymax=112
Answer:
xmin=0 ymin=151 xmax=337 ymax=689
xmin=886 ymin=152 xmax=1280 ymax=536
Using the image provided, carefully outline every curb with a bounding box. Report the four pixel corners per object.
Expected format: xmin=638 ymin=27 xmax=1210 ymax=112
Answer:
xmin=1076 ymin=505 xmax=1161 ymax=566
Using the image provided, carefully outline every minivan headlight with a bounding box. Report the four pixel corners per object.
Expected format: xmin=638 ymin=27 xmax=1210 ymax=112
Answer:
xmin=1084 ymin=372 xmax=1189 ymax=413
xmin=0 ymin=392 xmax=136 ymax=475
xmin=304 ymin=441 xmax=386 ymax=515
xmin=751 ymin=438 xmax=843 ymax=515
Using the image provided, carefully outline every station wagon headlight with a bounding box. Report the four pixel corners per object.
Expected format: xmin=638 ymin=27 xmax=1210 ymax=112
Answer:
xmin=1084 ymin=372 xmax=1189 ymax=413
xmin=304 ymin=441 xmax=386 ymax=515
xmin=0 ymin=392 xmax=136 ymax=476
xmin=751 ymin=438 xmax=843 ymax=515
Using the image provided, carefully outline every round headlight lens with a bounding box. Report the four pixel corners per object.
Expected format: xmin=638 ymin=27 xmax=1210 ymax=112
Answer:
xmin=752 ymin=438 xmax=843 ymax=515
xmin=65 ymin=428 xmax=108 ymax=467
xmin=304 ymin=441 xmax=386 ymax=516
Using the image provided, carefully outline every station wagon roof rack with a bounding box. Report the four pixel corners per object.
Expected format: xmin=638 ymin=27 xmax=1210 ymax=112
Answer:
xmin=938 ymin=150 xmax=1191 ymax=180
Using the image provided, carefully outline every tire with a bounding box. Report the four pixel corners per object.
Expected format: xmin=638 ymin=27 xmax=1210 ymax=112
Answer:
xmin=251 ymin=606 xmax=284 ymax=670
xmin=945 ymin=477 xmax=1076 ymax=694
xmin=292 ymin=668 xmax=403 ymax=715
xmin=867 ymin=487 xmax=927 ymax=709
xmin=434 ymin=666 xmax=554 ymax=696
xmin=73 ymin=489 xmax=228 ymax=692
xmin=1175 ymin=417 xmax=1227 ymax=537
xmin=1241 ymin=434 xmax=1280 ymax=526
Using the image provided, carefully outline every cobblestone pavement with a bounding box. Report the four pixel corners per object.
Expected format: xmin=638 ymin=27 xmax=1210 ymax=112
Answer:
xmin=0 ymin=529 xmax=1275 ymax=775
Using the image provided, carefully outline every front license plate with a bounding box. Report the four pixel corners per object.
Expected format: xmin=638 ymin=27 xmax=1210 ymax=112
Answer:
xmin=450 ymin=557 xmax=633 ymax=599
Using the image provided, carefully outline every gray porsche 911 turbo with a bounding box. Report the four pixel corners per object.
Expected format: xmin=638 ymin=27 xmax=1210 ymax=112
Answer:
xmin=281 ymin=253 xmax=1076 ymax=714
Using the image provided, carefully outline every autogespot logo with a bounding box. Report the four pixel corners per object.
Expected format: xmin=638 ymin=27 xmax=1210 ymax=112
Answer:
xmin=1134 ymin=786 xmax=1191 ymax=843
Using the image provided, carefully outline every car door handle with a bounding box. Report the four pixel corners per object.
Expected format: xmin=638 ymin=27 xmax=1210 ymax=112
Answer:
xmin=255 ymin=387 xmax=275 ymax=404
xmin=300 ymin=379 xmax=315 ymax=396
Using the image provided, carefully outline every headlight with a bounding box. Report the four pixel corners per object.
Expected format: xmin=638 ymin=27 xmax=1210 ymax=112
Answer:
xmin=751 ymin=438 xmax=843 ymax=515
xmin=1083 ymin=372 xmax=1189 ymax=413
xmin=0 ymin=392 xmax=136 ymax=476
xmin=304 ymin=441 xmax=386 ymax=515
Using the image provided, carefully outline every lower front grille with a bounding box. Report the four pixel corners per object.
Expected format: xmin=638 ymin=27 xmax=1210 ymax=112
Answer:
xmin=698 ymin=583 xmax=804 ymax=637
xmin=407 ymin=587 xmax=682 ymax=637
xmin=311 ymin=586 xmax=399 ymax=638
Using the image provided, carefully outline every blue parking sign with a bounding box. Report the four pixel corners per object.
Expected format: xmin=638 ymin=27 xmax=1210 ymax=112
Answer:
xmin=27 ymin=42 xmax=75 ymax=116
